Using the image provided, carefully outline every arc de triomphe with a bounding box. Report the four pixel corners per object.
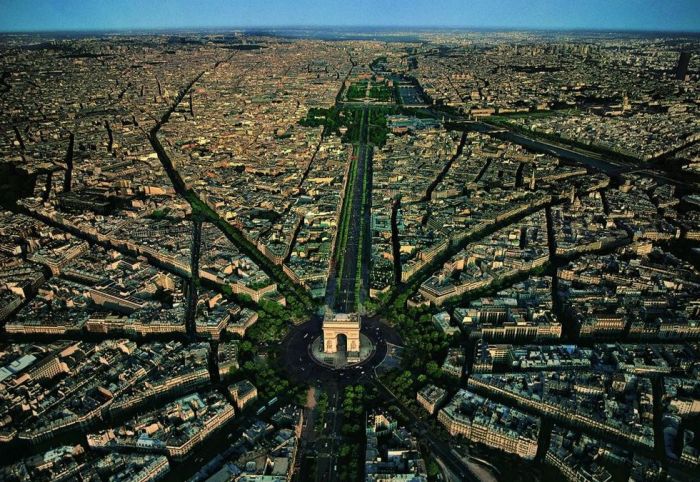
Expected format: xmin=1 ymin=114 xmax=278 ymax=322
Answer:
xmin=322 ymin=310 xmax=361 ymax=355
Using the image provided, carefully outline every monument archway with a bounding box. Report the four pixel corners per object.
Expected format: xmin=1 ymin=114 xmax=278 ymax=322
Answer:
xmin=322 ymin=311 xmax=361 ymax=355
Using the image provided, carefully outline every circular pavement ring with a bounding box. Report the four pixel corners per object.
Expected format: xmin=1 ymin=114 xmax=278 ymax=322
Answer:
xmin=279 ymin=316 xmax=401 ymax=384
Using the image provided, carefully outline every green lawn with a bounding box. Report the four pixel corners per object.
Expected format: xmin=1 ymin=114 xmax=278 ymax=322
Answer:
xmin=345 ymin=81 xmax=368 ymax=100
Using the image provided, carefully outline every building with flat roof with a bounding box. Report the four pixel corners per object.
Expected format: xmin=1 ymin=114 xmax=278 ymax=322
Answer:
xmin=417 ymin=384 xmax=447 ymax=415
xmin=229 ymin=379 xmax=258 ymax=411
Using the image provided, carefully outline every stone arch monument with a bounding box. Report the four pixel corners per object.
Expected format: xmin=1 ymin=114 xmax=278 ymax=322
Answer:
xmin=322 ymin=310 xmax=361 ymax=355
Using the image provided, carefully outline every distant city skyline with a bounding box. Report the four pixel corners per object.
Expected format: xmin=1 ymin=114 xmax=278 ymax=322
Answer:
xmin=1 ymin=0 xmax=699 ymax=33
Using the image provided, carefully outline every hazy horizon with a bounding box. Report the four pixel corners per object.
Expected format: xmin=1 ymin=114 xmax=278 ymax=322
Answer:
xmin=2 ymin=25 xmax=700 ymax=36
xmin=1 ymin=0 xmax=699 ymax=34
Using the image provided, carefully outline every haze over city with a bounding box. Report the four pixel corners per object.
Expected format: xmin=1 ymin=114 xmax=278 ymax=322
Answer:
xmin=0 ymin=1 xmax=699 ymax=482
xmin=1 ymin=0 xmax=700 ymax=32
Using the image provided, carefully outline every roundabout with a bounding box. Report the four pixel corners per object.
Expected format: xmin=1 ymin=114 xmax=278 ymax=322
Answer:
xmin=280 ymin=315 xmax=402 ymax=384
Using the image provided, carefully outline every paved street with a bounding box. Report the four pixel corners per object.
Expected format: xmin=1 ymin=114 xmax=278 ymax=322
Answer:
xmin=281 ymin=316 xmax=401 ymax=481
xmin=370 ymin=377 xmax=482 ymax=482
xmin=335 ymin=106 xmax=371 ymax=313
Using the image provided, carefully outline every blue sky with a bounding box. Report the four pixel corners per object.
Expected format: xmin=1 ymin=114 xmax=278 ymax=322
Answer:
xmin=1 ymin=0 xmax=698 ymax=33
